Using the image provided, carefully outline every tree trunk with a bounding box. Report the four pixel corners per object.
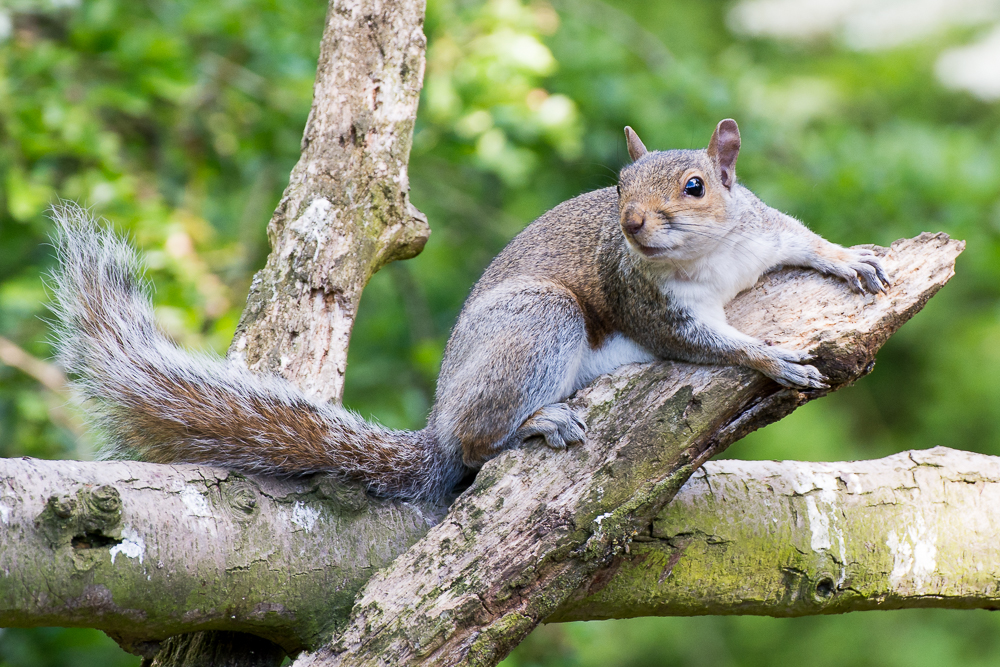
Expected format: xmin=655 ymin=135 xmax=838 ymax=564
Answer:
xmin=166 ymin=0 xmax=430 ymax=660
xmin=228 ymin=0 xmax=429 ymax=405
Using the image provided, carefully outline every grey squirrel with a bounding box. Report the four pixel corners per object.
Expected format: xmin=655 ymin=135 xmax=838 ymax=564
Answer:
xmin=50 ymin=119 xmax=888 ymax=502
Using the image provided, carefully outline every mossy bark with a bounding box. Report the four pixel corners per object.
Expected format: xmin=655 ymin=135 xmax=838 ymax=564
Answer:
xmin=170 ymin=0 xmax=431 ymax=661
xmin=554 ymin=447 xmax=1000 ymax=620
xmin=0 ymin=458 xmax=438 ymax=658
xmin=292 ymin=234 xmax=963 ymax=667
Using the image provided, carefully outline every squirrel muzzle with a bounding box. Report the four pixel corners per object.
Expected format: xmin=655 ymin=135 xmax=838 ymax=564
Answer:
xmin=621 ymin=206 xmax=648 ymax=236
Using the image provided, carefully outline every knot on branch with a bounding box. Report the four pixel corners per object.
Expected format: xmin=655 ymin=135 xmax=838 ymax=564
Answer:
xmin=36 ymin=485 xmax=124 ymax=559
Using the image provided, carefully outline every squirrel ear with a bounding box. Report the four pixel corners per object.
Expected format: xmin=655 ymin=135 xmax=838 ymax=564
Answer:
xmin=624 ymin=126 xmax=648 ymax=162
xmin=707 ymin=119 xmax=740 ymax=189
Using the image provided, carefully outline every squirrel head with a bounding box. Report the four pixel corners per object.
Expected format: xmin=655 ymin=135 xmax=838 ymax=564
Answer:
xmin=616 ymin=119 xmax=742 ymax=264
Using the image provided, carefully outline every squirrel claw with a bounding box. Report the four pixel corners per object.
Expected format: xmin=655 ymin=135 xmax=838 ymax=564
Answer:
xmin=514 ymin=403 xmax=586 ymax=451
xmin=762 ymin=345 xmax=828 ymax=389
xmin=846 ymin=251 xmax=890 ymax=294
xmin=767 ymin=344 xmax=810 ymax=364
xmin=824 ymin=249 xmax=890 ymax=295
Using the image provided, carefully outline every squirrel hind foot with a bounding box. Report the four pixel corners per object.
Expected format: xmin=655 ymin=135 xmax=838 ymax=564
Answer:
xmin=511 ymin=403 xmax=587 ymax=451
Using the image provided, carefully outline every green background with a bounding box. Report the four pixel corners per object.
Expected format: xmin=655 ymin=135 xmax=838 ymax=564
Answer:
xmin=1 ymin=0 xmax=999 ymax=664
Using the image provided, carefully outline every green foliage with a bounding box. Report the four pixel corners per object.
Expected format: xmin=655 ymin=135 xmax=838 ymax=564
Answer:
xmin=2 ymin=0 xmax=1000 ymax=664
xmin=0 ymin=0 xmax=325 ymax=459
xmin=503 ymin=610 xmax=1000 ymax=667
xmin=0 ymin=627 xmax=137 ymax=667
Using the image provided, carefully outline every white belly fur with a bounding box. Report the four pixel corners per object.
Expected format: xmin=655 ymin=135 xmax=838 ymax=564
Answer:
xmin=572 ymin=333 xmax=655 ymax=393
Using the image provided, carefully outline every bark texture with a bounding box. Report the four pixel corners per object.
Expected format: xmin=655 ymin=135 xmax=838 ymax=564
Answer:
xmin=177 ymin=3 xmax=430 ymax=659
xmin=143 ymin=632 xmax=286 ymax=667
xmin=228 ymin=0 xmax=430 ymax=404
xmin=555 ymin=446 xmax=1000 ymax=620
xmin=294 ymin=233 xmax=963 ymax=667
xmin=0 ymin=457 xmax=438 ymax=658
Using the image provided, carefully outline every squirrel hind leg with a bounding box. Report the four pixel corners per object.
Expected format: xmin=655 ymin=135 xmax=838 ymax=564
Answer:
xmin=436 ymin=280 xmax=589 ymax=467
xmin=510 ymin=403 xmax=587 ymax=451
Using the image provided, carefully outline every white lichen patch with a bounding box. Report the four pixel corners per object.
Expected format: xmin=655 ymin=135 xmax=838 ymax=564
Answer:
xmin=801 ymin=475 xmax=849 ymax=586
xmin=176 ymin=484 xmax=218 ymax=537
xmin=805 ymin=496 xmax=832 ymax=551
xmin=180 ymin=486 xmax=212 ymax=517
xmin=0 ymin=502 xmax=10 ymax=525
xmin=109 ymin=526 xmax=145 ymax=565
xmin=287 ymin=197 xmax=333 ymax=262
xmin=839 ymin=472 xmax=863 ymax=494
xmin=789 ymin=462 xmax=839 ymax=500
xmin=887 ymin=514 xmax=938 ymax=591
xmin=291 ymin=197 xmax=332 ymax=233
xmin=291 ymin=501 xmax=321 ymax=532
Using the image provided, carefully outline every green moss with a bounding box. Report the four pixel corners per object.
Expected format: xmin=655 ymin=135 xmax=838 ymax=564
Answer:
xmin=467 ymin=612 xmax=535 ymax=667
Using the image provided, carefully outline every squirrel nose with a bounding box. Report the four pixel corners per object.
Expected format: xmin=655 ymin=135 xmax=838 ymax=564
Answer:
xmin=623 ymin=210 xmax=645 ymax=235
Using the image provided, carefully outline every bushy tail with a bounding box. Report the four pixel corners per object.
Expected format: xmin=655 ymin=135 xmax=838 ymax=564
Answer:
xmin=49 ymin=205 xmax=462 ymax=501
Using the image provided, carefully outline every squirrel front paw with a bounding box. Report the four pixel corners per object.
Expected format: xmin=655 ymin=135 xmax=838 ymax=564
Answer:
xmin=513 ymin=403 xmax=586 ymax=450
xmin=763 ymin=346 xmax=828 ymax=389
xmin=825 ymin=248 xmax=890 ymax=294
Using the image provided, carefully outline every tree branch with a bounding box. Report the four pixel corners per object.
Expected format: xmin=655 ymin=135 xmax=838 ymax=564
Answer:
xmin=133 ymin=1 xmax=431 ymax=662
xmin=288 ymin=233 xmax=964 ymax=666
xmin=554 ymin=446 xmax=1000 ymax=620
xmin=0 ymin=457 xmax=439 ymax=657
xmin=228 ymin=0 xmax=430 ymax=404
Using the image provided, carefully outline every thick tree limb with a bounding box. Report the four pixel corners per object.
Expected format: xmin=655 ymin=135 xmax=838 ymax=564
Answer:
xmin=228 ymin=0 xmax=430 ymax=404
xmin=554 ymin=446 xmax=1000 ymax=620
xmin=291 ymin=233 xmax=964 ymax=666
xmin=0 ymin=457 xmax=438 ymax=657
xmin=8 ymin=447 xmax=998 ymax=653
xmin=139 ymin=1 xmax=431 ymax=661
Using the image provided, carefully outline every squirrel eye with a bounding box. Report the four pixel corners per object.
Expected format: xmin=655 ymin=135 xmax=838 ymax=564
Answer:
xmin=616 ymin=184 xmax=622 ymax=197
xmin=683 ymin=177 xmax=705 ymax=197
